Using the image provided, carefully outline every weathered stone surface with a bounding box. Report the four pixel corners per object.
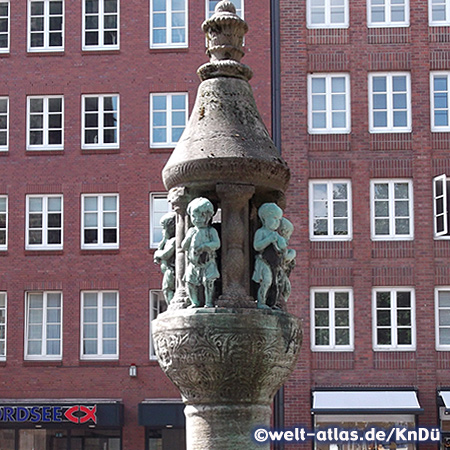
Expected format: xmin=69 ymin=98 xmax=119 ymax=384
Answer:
xmin=152 ymin=308 xmax=302 ymax=449
xmin=162 ymin=77 xmax=290 ymax=194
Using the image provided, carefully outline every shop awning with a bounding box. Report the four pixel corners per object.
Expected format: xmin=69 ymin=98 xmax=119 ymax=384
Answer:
xmin=312 ymin=390 xmax=423 ymax=414
xmin=138 ymin=400 xmax=185 ymax=428
xmin=439 ymin=391 xmax=450 ymax=411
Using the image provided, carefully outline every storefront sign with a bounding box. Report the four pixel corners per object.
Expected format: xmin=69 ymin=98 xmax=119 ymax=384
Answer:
xmin=0 ymin=405 xmax=97 ymax=425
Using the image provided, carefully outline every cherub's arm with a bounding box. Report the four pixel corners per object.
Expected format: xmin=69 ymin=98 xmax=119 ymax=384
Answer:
xmin=181 ymin=227 xmax=195 ymax=251
xmin=253 ymin=228 xmax=277 ymax=252
xmin=155 ymin=237 xmax=176 ymax=260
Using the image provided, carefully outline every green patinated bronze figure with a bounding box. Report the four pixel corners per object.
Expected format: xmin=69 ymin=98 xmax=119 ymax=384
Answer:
xmin=154 ymin=211 xmax=177 ymax=304
xmin=182 ymin=197 xmax=221 ymax=308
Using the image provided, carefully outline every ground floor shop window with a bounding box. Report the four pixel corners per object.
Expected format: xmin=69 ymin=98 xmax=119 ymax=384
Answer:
xmin=0 ymin=428 xmax=120 ymax=450
xmin=314 ymin=415 xmax=416 ymax=450
xmin=146 ymin=428 xmax=185 ymax=450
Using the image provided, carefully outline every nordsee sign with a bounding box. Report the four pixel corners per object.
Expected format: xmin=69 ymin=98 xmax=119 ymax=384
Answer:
xmin=0 ymin=405 xmax=97 ymax=424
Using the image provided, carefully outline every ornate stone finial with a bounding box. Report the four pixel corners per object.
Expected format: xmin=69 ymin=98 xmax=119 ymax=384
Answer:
xmin=199 ymin=0 xmax=252 ymax=81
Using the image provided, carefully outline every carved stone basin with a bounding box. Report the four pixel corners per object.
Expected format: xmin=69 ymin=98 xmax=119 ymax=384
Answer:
xmin=152 ymin=308 xmax=302 ymax=449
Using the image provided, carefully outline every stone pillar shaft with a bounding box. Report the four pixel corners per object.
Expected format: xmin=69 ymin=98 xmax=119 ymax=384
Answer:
xmin=185 ymin=404 xmax=270 ymax=450
xmin=216 ymin=183 xmax=255 ymax=307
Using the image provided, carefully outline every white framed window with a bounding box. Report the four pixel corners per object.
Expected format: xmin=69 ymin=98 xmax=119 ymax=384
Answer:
xmin=207 ymin=0 xmax=243 ymax=17
xmin=436 ymin=288 xmax=450 ymax=350
xmin=26 ymin=195 xmax=63 ymax=250
xmin=83 ymin=0 xmax=119 ymax=50
xmin=369 ymin=73 xmax=411 ymax=133
xmin=0 ymin=97 xmax=9 ymax=151
xmin=150 ymin=0 xmax=187 ymax=48
xmin=81 ymin=194 xmax=119 ymax=249
xmin=307 ymin=0 xmax=348 ymax=28
xmin=368 ymin=0 xmax=409 ymax=27
xmin=150 ymin=290 xmax=167 ymax=359
xmin=433 ymin=174 xmax=450 ymax=238
xmin=431 ymin=72 xmax=450 ymax=131
xmin=27 ymin=96 xmax=64 ymax=150
xmin=429 ymin=0 xmax=450 ymax=25
xmin=150 ymin=193 xmax=172 ymax=248
xmin=81 ymin=291 xmax=118 ymax=360
xmin=311 ymin=288 xmax=354 ymax=351
xmin=25 ymin=291 xmax=62 ymax=360
xmin=0 ymin=2 xmax=9 ymax=52
xmin=0 ymin=292 xmax=6 ymax=360
xmin=28 ymin=0 xmax=64 ymax=52
xmin=82 ymin=94 xmax=119 ymax=149
xmin=309 ymin=180 xmax=352 ymax=240
xmin=372 ymin=288 xmax=415 ymax=350
xmin=370 ymin=179 xmax=413 ymax=240
xmin=150 ymin=93 xmax=187 ymax=148
xmin=0 ymin=195 xmax=6 ymax=251
xmin=308 ymin=74 xmax=350 ymax=134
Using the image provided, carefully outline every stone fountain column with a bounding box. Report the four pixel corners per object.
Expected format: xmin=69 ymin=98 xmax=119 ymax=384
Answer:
xmin=151 ymin=2 xmax=302 ymax=448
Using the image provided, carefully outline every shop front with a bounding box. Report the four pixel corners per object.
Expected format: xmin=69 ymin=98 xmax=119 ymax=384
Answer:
xmin=0 ymin=401 xmax=123 ymax=450
xmin=138 ymin=400 xmax=185 ymax=450
xmin=312 ymin=389 xmax=423 ymax=450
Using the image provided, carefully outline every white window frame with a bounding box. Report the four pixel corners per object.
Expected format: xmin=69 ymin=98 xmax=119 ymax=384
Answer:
xmin=150 ymin=93 xmax=188 ymax=148
xmin=0 ymin=1 xmax=10 ymax=53
xmin=81 ymin=291 xmax=119 ymax=360
xmin=435 ymin=288 xmax=450 ymax=350
xmin=367 ymin=0 xmax=410 ymax=27
xmin=370 ymin=179 xmax=414 ymax=240
xmin=149 ymin=290 xmax=167 ymax=360
xmin=150 ymin=193 xmax=172 ymax=248
xmin=310 ymin=288 xmax=354 ymax=351
xmin=0 ymin=195 xmax=7 ymax=251
xmin=206 ymin=0 xmax=243 ymax=18
xmin=372 ymin=288 xmax=416 ymax=351
xmin=434 ymin=174 xmax=450 ymax=239
xmin=431 ymin=72 xmax=450 ymax=132
xmin=306 ymin=0 xmax=348 ymax=29
xmin=0 ymin=97 xmax=9 ymax=152
xmin=27 ymin=95 xmax=64 ymax=151
xmin=81 ymin=193 xmax=119 ymax=249
xmin=150 ymin=0 xmax=188 ymax=49
xmin=26 ymin=194 xmax=63 ymax=250
xmin=0 ymin=292 xmax=6 ymax=360
xmin=309 ymin=180 xmax=352 ymax=241
xmin=308 ymin=73 xmax=351 ymax=134
xmin=82 ymin=94 xmax=119 ymax=149
xmin=25 ymin=291 xmax=62 ymax=360
xmin=369 ymin=72 xmax=411 ymax=133
xmin=429 ymin=0 xmax=450 ymax=25
xmin=82 ymin=0 xmax=120 ymax=50
xmin=28 ymin=0 xmax=64 ymax=52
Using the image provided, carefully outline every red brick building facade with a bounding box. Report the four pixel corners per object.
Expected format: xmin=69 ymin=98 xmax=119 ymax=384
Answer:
xmin=0 ymin=1 xmax=271 ymax=449
xmin=280 ymin=0 xmax=450 ymax=449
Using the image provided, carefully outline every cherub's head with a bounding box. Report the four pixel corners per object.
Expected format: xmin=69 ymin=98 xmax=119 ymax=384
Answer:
xmin=187 ymin=197 xmax=215 ymax=228
xmin=258 ymin=203 xmax=283 ymax=231
xmin=160 ymin=211 xmax=176 ymax=238
xmin=278 ymin=217 xmax=294 ymax=241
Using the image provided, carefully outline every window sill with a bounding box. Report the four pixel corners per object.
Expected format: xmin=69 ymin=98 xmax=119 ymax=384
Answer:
xmin=82 ymin=49 xmax=120 ymax=55
xmin=80 ymin=249 xmax=120 ymax=255
xmin=373 ymin=347 xmax=416 ymax=352
xmin=311 ymin=348 xmax=354 ymax=352
xmin=26 ymin=150 xmax=64 ymax=156
xmin=81 ymin=148 xmax=120 ymax=155
xmin=367 ymin=24 xmax=410 ymax=29
xmin=23 ymin=360 xmax=63 ymax=366
xmin=149 ymin=46 xmax=189 ymax=53
xmin=27 ymin=50 xmax=65 ymax=56
xmin=79 ymin=359 xmax=119 ymax=366
xmin=24 ymin=250 xmax=63 ymax=256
